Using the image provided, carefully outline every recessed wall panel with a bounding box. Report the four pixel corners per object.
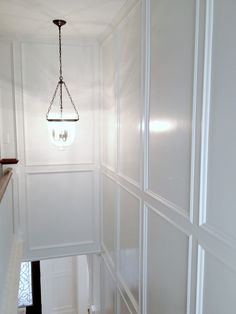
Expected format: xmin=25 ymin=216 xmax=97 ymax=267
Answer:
xmin=148 ymin=0 xmax=196 ymax=211
xmin=147 ymin=207 xmax=189 ymax=314
xmin=21 ymin=43 xmax=95 ymax=165
xmin=0 ymin=42 xmax=16 ymax=158
xmin=202 ymin=250 xmax=236 ymax=314
xmin=205 ymin=1 xmax=236 ymax=240
xmin=117 ymin=4 xmax=141 ymax=184
xmin=51 ymin=275 xmax=76 ymax=310
xmin=27 ymin=171 xmax=94 ymax=249
xmin=0 ymin=181 xmax=14 ymax=306
xmin=102 ymin=261 xmax=116 ymax=314
xmin=102 ymin=174 xmax=116 ymax=265
xmin=40 ymin=257 xmax=77 ymax=314
xmin=119 ymin=188 xmax=140 ymax=305
xmin=102 ymin=36 xmax=117 ymax=170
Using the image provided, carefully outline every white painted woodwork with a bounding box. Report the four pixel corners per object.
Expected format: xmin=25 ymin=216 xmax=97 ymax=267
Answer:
xmin=21 ymin=43 xmax=95 ymax=166
xmin=0 ymin=42 xmax=17 ymax=158
xmin=204 ymin=0 xmax=236 ymax=242
xmin=102 ymin=174 xmax=116 ymax=266
xmin=0 ymin=180 xmax=14 ymax=306
xmin=148 ymin=0 xmax=195 ymax=213
xmin=0 ymin=175 xmax=22 ymax=314
xmin=119 ymin=187 xmax=140 ymax=306
xmin=13 ymin=40 xmax=100 ymax=260
xmin=101 ymin=261 xmax=116 ymax=314
xmin=101 ymin=3 xmax=143 ymax=312
xmin=0 ymin=0 xmax=236 ymax=313
xmin=76 ymin=255 xmax=89 ymax=314
xmin=116 ymin=5 xmax=142 ymax=185
xmin=87 ymin=254 xmax=101 ymax=314
xmin=41 ymin=255 xmax=90 ymax=314
xmin=147 ymin=207 xmax=189 ymax=314
xmin=120 ymin=300 xmax=130 ymax=314
xmin=200 ymin=248 xmax=236 ymax=314
xmin=100 ymin=0 xmax=236 ymax=314
xmin=26 ymin=171 xmax=95 ymax=250
xmin=119 ymin=294 xmax=132 ymax=314
xmin=101 ymin=35 xmax=117 ymax=171
xmin=1 ymin=239 xmax=22 ymax=314
xmin=40 ymin=256 xmax=77 ymax=314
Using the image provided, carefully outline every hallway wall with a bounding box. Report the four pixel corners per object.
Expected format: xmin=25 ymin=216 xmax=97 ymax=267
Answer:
xmin=100 ymin=2 xmax=142 ymax=313
xmin=1 ymin=1 xmax=236 ymax=313
xmin=100 ymin=0 xmax=236 ymax=313
xmin=0 ymin=42 xmax=17 ymax=159
xmin=0 ymin=39 xmax=101 ymax=261
xmin=15 ymin=41 xmax=100 ymax=260
xmin=40 ymin=255 xmax=89 ymax=314
xmin=0 ymin=176 xmax=15 ymax=310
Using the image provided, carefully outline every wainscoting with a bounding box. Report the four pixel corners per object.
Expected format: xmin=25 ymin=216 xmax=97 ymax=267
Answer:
xmin=100 ymin=0 xmax=236 ymax=313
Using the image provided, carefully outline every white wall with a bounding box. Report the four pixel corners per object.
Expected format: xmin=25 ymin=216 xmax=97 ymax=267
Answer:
xmin=101 ymin=3 xmax=142 ymax=313
xmin=0 ymin=42 xmax=17 ymax=159
xmin=0 ymin=38 xmax=100 ymax=261
xmin=100 ymin=0 xmax=236 ymax=314
xmin=0 ymin=43 xmax=22 ymax=314
xmin=1 ymin=1 xmax=236 ymax=313
xmin=0 ymin=178 xmax=14 ymax=307
xmin=41 ymin=255 xmax=90 ymax=314
xmin=87 ymin=254 xmax=101 ymax=314
xmin=41 ymin=256 xmax=77 ymax=314
xmin=10 ymin=40 xmax=101 ymax=260
xmin=76 ymin=255 xmax=89 ymax=314
xmin=0 ymin=172 xmax=22 ymax=314
xmin=0 ymin=27 xmax=101 ymax=314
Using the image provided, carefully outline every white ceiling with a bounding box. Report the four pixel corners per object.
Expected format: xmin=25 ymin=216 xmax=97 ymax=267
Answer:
xmin=0 ymin=0 xmax=137 ymax=41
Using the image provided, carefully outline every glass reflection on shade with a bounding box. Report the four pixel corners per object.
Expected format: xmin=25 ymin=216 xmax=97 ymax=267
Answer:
xmin=47 ymin=113 xmax=76 ymax=148
xmin=48 ymin=121 xmax=76 ymax=147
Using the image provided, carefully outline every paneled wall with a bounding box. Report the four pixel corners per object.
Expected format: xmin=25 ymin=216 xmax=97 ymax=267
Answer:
xmin=41 ymin=257 xmax=78 ymax=314
xmin=0 ymin=172 xmax=22 ymax=314
xmin=11 ymin=40 xmax=100 ymax=260
xmin=0 ymin=178 xmax=14 ymax=308
xmin=41 ymin=255 xmax=89 ymax=314
xmin=100 ymin=1 xmax=236 ymax=314
xmin=101 ymin=3 xmax=142 ymax=313
xmin=0 ymin=42 xmax=17 ymax=158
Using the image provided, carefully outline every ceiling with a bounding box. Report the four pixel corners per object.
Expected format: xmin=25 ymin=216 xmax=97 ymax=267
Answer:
xmin=0 ymin=0 xmax=137 ymax=41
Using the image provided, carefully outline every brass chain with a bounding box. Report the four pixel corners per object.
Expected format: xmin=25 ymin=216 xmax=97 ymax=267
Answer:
xmin=47 ymin=21 xmax=79 ymax=121
xmin=59 ymin=26 xmax=63 ymax=81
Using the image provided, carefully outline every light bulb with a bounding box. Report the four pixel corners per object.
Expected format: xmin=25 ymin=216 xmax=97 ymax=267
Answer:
xmin=47 ymin=113 xmax=76 ymax=148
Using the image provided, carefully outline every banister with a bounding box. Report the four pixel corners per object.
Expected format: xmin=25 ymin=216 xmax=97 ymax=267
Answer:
xmin=0 ymin=158 xmax=18 ymax=165
xmin=0 ymin=168 xmax=13 ymax=202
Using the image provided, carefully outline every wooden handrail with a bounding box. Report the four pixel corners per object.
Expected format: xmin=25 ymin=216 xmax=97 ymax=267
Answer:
xmin=0 ymin=158 xmax=18 ymax=164
xmin=0 ymin=168 xmax=13 ymax=202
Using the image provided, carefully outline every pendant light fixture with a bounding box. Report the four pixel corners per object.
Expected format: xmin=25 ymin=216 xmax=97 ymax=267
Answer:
xmin=46 ymin=19 xmax=79 ymax=147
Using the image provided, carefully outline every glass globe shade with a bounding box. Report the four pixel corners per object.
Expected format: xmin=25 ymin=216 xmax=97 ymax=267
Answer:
xmin=47 ymin=113 xmax=76 ymax=148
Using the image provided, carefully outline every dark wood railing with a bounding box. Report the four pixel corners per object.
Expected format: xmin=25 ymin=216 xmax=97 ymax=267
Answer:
xmin=0 ymin=168 xmax=13 ymax=202
xmin=0 ymin=158 xmax=18 ymax=202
